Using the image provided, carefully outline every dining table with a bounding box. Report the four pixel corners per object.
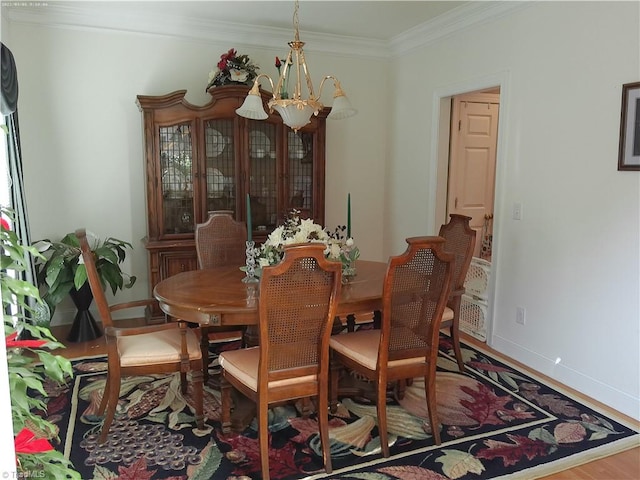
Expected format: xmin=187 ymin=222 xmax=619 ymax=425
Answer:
xmin=153 ymin=259 xmax=387 ymax=430
xmin=153 ymin=259 xmax=387 ymax=329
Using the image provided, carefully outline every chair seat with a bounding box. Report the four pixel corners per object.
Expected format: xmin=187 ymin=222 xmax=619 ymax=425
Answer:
xmin=443 ymin=307 xmax=454 ymax=321
xmin=219 ymin=347 xmax=317 ymax=391
xmin=329 ymin=330 xmax=428 ymax=371
xmin=118 ymin=328 xmax=202 ymax=367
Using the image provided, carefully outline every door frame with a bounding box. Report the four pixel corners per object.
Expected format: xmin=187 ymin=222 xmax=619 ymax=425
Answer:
xmin=428 ymin=71 xmax=511 ymax=346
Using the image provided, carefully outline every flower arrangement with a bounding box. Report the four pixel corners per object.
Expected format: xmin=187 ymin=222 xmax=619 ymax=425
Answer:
xmin=206 ymin=48 xmax=259 ymax=90
xmin=256 ymin=210 xmax=360 ymax=278
xmin=1 ymin=207 xmax=80 ymax=478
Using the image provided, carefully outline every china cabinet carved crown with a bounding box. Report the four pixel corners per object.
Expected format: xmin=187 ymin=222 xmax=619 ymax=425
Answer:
xmin=137 ymin=86 xmax=328 ymax=320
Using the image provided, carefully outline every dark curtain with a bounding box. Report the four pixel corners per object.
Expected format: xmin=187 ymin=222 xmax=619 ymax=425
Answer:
xmin=2 ymin=42 xmax=40 ymax=322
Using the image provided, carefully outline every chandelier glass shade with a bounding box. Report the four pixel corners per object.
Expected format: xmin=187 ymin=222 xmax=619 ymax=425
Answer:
xmin=236 ymin=1 xmax=357 ymax=131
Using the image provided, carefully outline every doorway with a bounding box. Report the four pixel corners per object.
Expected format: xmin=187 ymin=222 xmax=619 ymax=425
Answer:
xmin=448 ymin=90 xmax=499 ymax=260
xmin=433 ymin=84 xmax=502 ymax=344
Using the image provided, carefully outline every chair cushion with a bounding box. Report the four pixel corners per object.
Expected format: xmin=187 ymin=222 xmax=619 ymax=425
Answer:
xmin=118 ymin=328 xmax=201 ymax=367
xmin=219 ymin=347 xmax=316 ymax=391
xmin=329 ymin=329 xmax=429 ymax=370
xmin=443 ymin=307 xmax=454 ymax=321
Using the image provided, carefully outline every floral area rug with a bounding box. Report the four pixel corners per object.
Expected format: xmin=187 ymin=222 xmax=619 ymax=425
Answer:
xmin=42 ymin=334 xmax=638 ymax=479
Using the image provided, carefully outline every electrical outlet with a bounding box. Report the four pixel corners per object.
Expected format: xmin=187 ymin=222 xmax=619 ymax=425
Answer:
xmin=513 ymin=202 xmax=523 ymax=220
xmin=516 ymin=306 xmax=526 ymax=325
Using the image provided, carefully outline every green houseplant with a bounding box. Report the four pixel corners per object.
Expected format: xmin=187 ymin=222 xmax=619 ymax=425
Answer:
xmin=1 ymin=207 xmax=80 ymax=478
xmin=34 ymin=231 xmax=137 ymax=316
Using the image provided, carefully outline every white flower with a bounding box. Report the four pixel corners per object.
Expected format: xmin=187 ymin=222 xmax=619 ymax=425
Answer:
xmin=346 ymin=238 xmax=354 ymax=247
xmin=327 ymin=242 xmax=342 ymax=260
xmin=266 ymin=226 xmax=285 ymax=248
xmin=230 ymin=68 xmax=249 ymax=82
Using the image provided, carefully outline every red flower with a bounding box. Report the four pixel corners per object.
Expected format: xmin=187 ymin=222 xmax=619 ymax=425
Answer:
xmin=0 ymin=217 xmax=9 ymax=230
xmin=275 ymin=56 xmax=281 ymax=68
xmin=217 ymin=48 xmax=237 ymax=70
xmin=5 ymin=331 xmax=47 ymax=350
xmin=14 ymin=428 xmax=53 ymax=454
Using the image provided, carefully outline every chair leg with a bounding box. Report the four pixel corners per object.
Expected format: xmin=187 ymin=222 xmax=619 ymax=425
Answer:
xmin=329 ymin=355 xmax=340 ymax=414
xmin=300 ymin=397 xmax=313 ymax=418
xmin=450 ymin=322 xmax=466 ymax=372
xmin=376 ymin=380 xmax=390 ymax=458
xmin=220 ymin=375 xmax=232 ymax=434
xmin=192 ymin=367 xmax=205 ymax=429
xmin=200 ymin=326 xmax=210 ymax=383
xmin=97 ymin=374 xmax=110 ymax=416
xmin=317 ymin=387 xmax=333 ymax=474
xmin=258 ymin=397 xmax=271 ymax=480
xmin=424 ymin=374 xmax=441 ymax=445
xmin=99 ymin=374 xmax=121 ymax=444
xmin=396 ymin=379 xmax=407 ymax=400
xmin=180 ymin=372 xmax=188 ymax=393
xmin=395 ymin=376 xmax=415 ymax=400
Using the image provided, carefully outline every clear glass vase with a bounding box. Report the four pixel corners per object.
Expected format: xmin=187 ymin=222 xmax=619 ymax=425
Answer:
xmin=342 ymin=261 xmax=356 ymax=284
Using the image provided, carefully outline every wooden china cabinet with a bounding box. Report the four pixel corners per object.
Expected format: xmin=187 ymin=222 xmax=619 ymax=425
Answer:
xmin=137 ymin=86 xmax=328 ymax=321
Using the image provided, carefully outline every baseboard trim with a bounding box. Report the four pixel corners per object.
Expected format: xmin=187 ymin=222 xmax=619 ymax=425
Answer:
xmin=490 ymin=334 xmax=640 ymax=422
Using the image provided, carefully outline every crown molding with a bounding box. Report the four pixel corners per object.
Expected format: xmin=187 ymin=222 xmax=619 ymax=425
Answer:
xmin=390 ymin=2 xmax=532 ymax=55
xmin=4 ymin=2 xmax=530 ymax=59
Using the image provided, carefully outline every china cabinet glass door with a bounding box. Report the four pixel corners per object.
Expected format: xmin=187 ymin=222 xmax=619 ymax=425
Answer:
xmin=204 ymin=119 xmax=235 ymax=215
xmin=287 ymin=130 xmax=314 ymax=218
xmin=248 ymin=120 xmax=278 ymax=231
xmin=159 ymin=122 xmax=193 ymax=234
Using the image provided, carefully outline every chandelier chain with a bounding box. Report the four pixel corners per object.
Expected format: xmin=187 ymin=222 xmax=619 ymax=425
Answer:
xmin=293 ymin=0 xmax=300 ymax=42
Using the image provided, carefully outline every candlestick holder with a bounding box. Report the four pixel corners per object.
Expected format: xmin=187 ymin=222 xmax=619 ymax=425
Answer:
xmin=242 ymin=240 xmax=260 ymax=283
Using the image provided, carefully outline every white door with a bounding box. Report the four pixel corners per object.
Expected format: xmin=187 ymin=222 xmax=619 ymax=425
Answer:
xmin=448 ymin=93 xmax=499 ymax=258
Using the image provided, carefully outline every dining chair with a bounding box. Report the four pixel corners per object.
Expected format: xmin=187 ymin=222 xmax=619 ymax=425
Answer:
xmin=438 ymin=214 xmax=476 ymax=372
xmin=76 ymin=228 xmax=204 ymax=443
xmin=195 ymin=210 xmax=247 ymax=269
xmin=329 ymin=236 xmax=453 ymax=455
xmin=194 ymin=210 xmax=248 ymax=376
xmin=219 ymin=243 xmax=342 ymax=480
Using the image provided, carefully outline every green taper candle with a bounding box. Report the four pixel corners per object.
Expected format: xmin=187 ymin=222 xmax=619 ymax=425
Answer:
xmin=246 ymin=194 xmax=252 ymax=241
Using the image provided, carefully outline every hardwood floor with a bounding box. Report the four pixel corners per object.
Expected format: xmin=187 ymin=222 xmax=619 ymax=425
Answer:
xmin=49 ymin=321 xmax=640 ymax=479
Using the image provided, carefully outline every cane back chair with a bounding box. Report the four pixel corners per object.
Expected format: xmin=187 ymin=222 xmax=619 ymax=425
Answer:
xmin=219 ymin=243 xmax=342 ymax=480
xmin=195 ymin=210 xmax=247 ymax=269
xmin=438 ymin=214 xmax=476 ymax=371
xmin=329 ymin=236 xmax=453 ymax=455
xmin=194 ymin=210 xmax=248 ymax=374
xmin=76 ymin=228 xmax=204 ymax=443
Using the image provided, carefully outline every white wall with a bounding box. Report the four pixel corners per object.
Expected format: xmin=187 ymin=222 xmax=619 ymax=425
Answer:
xmin=392 ymin=1 xmax=640 ymax=420
xmin=3 ymin=1 xmax=639 ymax=421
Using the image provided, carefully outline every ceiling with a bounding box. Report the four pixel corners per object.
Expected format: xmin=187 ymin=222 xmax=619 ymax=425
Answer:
xmin=130 ymin=1 xmax=471 ymax=41
xmin=3 ymin=1 xmax=525 ymax=57
xmin=3 ymin=1 xmax=470 ymax=41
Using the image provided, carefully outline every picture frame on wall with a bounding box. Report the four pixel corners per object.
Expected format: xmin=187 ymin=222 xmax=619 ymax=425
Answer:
xmin=618 ymin=81 xmax=640 ymax=171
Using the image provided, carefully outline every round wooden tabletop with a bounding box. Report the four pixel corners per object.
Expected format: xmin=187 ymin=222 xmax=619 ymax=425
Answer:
xmin=153 ymin=260 xmax=387 ymax=326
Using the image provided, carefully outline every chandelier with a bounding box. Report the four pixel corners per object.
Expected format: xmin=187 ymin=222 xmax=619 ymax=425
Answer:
xmin=235 ymin=0 xmax=357 ymax=131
